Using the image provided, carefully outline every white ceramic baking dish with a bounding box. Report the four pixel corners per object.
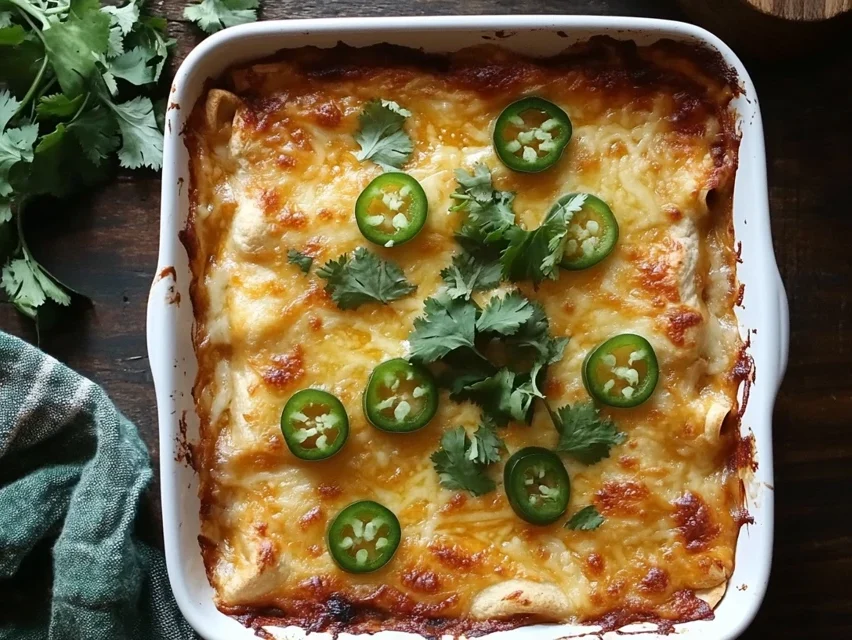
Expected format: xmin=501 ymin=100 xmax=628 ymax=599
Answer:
xmin=147 ymin=15 xmax=788 ymax=640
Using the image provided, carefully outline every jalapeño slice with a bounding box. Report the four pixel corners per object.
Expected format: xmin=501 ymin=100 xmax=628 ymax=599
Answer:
xmin=363 ymin=358 xmax=438 ymax=433
xmin=550 ymin=193 xmax=619 ymax=270
xmin=327 ymin=500 xmax=401 ymax=573
xmin=504 ymin=447 xmax=571 ymax=525
xmin=583 ymin=334 xmax=659 ymax=408
xmin=355 ymin=173 xmax=428 ymax=248
xmin=280 ymin=389 xmax=349 ymax=460
xmin=493 ymin=97 xmax=572 ymax=173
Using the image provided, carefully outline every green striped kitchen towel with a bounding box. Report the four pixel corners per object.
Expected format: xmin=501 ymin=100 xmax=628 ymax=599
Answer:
xmin=0 ymin=331 xmax=198 ymax=640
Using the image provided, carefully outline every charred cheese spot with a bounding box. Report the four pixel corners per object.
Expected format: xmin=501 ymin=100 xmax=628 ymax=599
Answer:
xmin=184 ymin=40 xmax=745 ymax=635
xmin=672 ymin=492 xmax=721 ymax=553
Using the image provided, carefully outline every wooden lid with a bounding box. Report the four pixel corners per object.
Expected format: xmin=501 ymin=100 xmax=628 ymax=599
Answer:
xmin=745 ymin=0 xmax=851 ymax=21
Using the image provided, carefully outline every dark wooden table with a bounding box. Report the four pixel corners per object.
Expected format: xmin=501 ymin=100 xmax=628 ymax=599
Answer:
xmin=2 ymin=0 xmax=850 ymax=637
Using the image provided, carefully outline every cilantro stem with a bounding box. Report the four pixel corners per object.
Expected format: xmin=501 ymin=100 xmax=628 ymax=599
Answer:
xmin=8 ymin=0 xmax=48 ymax=29
xmin=70 ymin=93 xmax=91 ymax=123
xmin=11 ymin=9 xmax=49 ymax=121
xmin=13 ymin=57 xmax=48 ymax=123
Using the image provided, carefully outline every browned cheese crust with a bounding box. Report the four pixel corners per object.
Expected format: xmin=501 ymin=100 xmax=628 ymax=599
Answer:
xmin=182 ymin=37 xmax=749 ymax=638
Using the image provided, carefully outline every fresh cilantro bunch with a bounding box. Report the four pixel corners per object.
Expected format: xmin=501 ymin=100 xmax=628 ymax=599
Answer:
xmin=430 ymin=420 xmax=505 ymax=496
xmin=0 ymin=0 xmax=172 ymax=325
xmin=316 ymin=247 xmax=416 ymax=310
xmin=409 ymin=289 xmax=568 ymax=426
xmin=183 ymin=0 xmax=258 ymax=35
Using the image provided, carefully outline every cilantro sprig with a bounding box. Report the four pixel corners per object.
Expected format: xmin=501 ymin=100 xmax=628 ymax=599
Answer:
xmin=439 ymin=251 xmax=501 ymax=300
xmin=448 ymin=165 xmax=591 ymax=285
xmin=565 ymin=505 xmax=605 ymax=531
xmin=353 ymin=99 xmax=413 ymax=171
xmin=287 ymin=249 xmax=313 ymax=274
xmin=0 ymin=0 xmax=172 ymax=327
xmin=183 ymin=0 xmax=258 ymax=34
xmin=409 ymin=290 xmax=567 ymax=425
xmin=451 ymin=163 xmax=515 ymax=253
xmin=550 ymin=401 xmax=626 ymax=464
xmin=316 ymin=247 xmax=416 ymax=310
xmin=430 ymin=421 xmax=506 ymax=496
xmin=501 ymin=193 xmax=587 ymax=284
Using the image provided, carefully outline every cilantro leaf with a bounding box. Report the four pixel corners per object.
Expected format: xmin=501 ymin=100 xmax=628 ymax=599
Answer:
xmin=476 ymin=291 xmax=534 ymax=336
xmin=0 ymin=19 xmax=25 ymax=46
xmin=440 ymin=251 xmax=502 ymax=299
xmin=2 ymin=256 xmax=71 ymax=318
xmin=106 ymin=96 xmax=163 ymax=169
xmin=123 ymin=14 xmax=173 ymax=81
xmin=452 ymin=162 xmax=494 ymax=203
xmin=551 ymin=402 xmax=626 ymax=464
xmin=409 ymin=293 xmax=480 ymax=363
xmin=108 ymin=46 xmax=158 ymax=85
xmin=316 ymin=247 xmax=416 ymax=310
xmin=68 ymin=105 xmax=120 ymax=165
xmin=353 ymin=99 xmax=413 ymax=171
xmin=184 ymin=0 xmax=258 ymax=34
xmin=457 ymin=368 xmax=541 ymax=426
xmin=36 ymin=94 xmax=85 ymax=118
xmin=0 ymin=37 xmax=45 ymax=97
xmin=513 ymin=301 xmax=569 ymax=367
xmin=42 ymin=0 xmax=111 ymax=97
xmin=1 ymin=92 xmax=38 ymax=197
xmin=565 ymin=505 xmax=605 ymax=531
xmin=501 ymin=193 xmax=587 ymax=284
xmin=0 ymin=91 xmax=20 ymax=130
xmin=106 ymin=25 xmax=124 ymax=58
xmin=287 ymin=249 xmax=313 ymax=274
xmin=541 ymin=193 xmax=587 ymax=272
xmin=452 ymin=163 xmax=516 ymax=250
xmin=0 ymin=200 xmax=11 ymax=224
xmin=102 ymin=1 xmax=140 ymax=36
xmin=468 ymin=418 xmax=506 ymax=465
xmin=430 ymin=426 xmax=497 ymax=496
xmin=26 ymin=118 xmax=112 ymax=198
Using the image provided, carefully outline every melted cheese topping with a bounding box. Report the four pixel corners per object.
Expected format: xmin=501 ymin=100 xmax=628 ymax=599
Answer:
xmin=184 ymin=41 xmax=744 ymax=632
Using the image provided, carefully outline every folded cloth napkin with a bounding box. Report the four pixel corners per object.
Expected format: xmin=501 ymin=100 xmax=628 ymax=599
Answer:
xmin=0 ymin=332 xmax=198 ymax=640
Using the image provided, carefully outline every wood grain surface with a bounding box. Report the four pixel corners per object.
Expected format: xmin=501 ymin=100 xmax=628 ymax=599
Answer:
xmin=747 ymin=0 xmax=851 ymax=20
xmin=1 ymin=1 xmax=851 ymax=637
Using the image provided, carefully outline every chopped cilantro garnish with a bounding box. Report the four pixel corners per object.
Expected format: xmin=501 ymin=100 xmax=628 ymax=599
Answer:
xmin=353 ymin=99 xmax=413 ymax=171
xmin=316 ymin=247 xmax=416 ymax=310
xmin=501 ymin=193 xmax=587 ymax=284
xmin=439 ymin=251 xmax=502 ymax=300
xmin=475 ymin=291 xmax=534 ymax=336
xmin=565 ymin=505 xmax=605 ymax=531
xmin=409 ymin=291 xmax=567 ymax=426
xmin=550 ymin=401 xmax=626 ymax=464
xmin=451 ymin=163 xmax=516 ymax=252
xmin=430 ymin=422 xmax=505 ymax=496
xmin=409 ymin=292 xmax=480 ymax=363
xmin=287 ymin=249 xmax=313 ymax=274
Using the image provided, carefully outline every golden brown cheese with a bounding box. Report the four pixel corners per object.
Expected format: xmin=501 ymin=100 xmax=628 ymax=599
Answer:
xmin=183 ymin=38 xmax=746 ymax=637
